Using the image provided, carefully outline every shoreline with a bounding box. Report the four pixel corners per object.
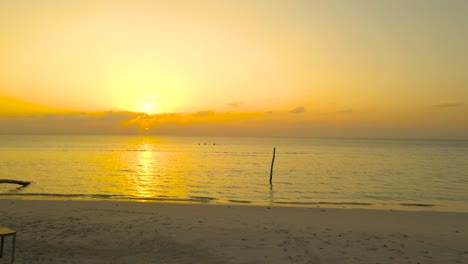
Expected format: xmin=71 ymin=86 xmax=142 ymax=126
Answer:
xmin=1 ymin=199 xmax=467 ymax=263
xmin=1 ymin=194 xmax=467 ymax=213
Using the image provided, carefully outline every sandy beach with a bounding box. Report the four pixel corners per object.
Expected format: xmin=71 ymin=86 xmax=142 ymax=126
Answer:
xmin=0 ymin=199 xmax=467 ymax=264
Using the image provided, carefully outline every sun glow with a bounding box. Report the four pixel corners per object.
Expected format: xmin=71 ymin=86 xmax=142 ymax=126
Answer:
xmin=143 ymin=102 xmax=155 ymax=114
xmin=109 ymin=68 xmax=186 ymax=114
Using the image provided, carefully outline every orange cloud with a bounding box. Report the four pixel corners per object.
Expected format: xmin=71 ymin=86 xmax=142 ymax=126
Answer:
xmin=121 ymin=111 xmax=263 ymax=131
xmin=433 ymin=103 xmax=464 ymax=109
xmin=0 ymin=95 xmax=71 ymax=114
xmin=227 ymin=102 xmax=241 ymax=108
xmin=289 ymin=106 xmax=305 ymax=114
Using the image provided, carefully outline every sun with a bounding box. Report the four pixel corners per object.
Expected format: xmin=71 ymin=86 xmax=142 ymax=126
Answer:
xmin=143 ymin=102 xmax=156 ymax=114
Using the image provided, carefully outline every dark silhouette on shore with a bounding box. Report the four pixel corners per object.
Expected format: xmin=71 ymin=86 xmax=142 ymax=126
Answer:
xmin=0 ymin=179 xmax=31 ymax=188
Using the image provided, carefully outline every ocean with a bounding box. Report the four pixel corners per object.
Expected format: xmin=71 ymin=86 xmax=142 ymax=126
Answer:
xmin=0 ymin=135 xmax=467 ymax=212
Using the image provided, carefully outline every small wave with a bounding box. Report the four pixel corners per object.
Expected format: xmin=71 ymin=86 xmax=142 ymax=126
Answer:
xmin=319 ymin=202 xmax=373 ymax=206
xmin=274 ymin=201 xmax=316 ymax=205
xmin=124 ymin=149 xmax=151 ymax=152
xmin=0 ymin=192 xmax=219 ymax=204
xmin=0 ymin=192 xmax=441 ymax=209
xmin=189 ymin=196 xmax=217 ymax=201
xmin=400 ymin=203 xmax=436 ymax=207
xmin=274 ymin=201 xmax=373 ymax=206
xmin=120 ymin=169 xmax=135 ymax=172
xmin=228 ymin=199 xmax=252 ymax=204
xmin=128 ymin=197 xmax=213 ymax=203
xmin=0 ymin=192 xmax=126 ymax=199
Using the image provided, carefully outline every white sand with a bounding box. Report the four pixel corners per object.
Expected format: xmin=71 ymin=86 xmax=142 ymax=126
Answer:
xmin=0 ymin=199 xmax=467 ymax=264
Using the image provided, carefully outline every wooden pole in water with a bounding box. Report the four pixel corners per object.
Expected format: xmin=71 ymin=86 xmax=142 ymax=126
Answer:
xmin=269 ymin=147 xmax=276 ymax=184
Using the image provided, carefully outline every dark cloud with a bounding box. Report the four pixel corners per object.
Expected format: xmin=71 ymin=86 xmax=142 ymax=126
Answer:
xmin=227 ymin=102 xmax=241 ymax=108
xmin=434 ymin=103 xmax=463 ymax=109
xmin=192 ymin=110 xmax=216 ymax=117
xmin=289 ymin=106 xmax=305 ymax=114
xmin=98 ymin=111 xmax=138 ymax=121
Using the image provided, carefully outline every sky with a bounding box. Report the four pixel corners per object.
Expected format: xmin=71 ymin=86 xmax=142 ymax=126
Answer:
xmin=0 ymin=0 xmax=467 ymax=139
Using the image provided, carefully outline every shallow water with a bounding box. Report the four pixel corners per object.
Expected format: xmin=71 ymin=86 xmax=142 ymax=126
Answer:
xmin=1 ymin=135 xmax=467 ymax=212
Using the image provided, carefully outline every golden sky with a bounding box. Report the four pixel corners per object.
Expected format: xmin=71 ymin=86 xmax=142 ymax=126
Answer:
xmin=0 ymin=0 xmax=467 ymax=138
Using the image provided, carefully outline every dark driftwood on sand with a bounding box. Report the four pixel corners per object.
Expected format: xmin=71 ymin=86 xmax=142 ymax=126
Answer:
xmin=0 ymin=179 xmax=31 ymax=187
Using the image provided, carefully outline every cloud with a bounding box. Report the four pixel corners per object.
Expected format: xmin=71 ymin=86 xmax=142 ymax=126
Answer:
xmin=192 ymin=110 xmax=216 ymax=117
xmin=0 ymin=111 xmax=141 ymax=135
xmin=121 ymin=110 xmax=263 ymax=130
xmin=289 ymin=106 xmax=305 ymax=114
xmin=1 ymin=109 xmax=467 ymax=139
xmin=434 ymin=103 xmax=463 ymax=109
xmin=227 ymin=102 xmax=241 ymax=108
xmin=98 ymin=111 xmax=137 ymax=121
xmin=331 ymin=109 xmax=353 ymax=114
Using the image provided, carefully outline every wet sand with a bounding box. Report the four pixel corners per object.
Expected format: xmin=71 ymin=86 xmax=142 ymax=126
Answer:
xmin=0 ymin=199 xmax=467 ymax=263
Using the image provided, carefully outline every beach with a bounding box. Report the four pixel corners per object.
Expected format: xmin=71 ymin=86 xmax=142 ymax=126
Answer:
xmin=0 ymin=199 xmax=467 ymax=264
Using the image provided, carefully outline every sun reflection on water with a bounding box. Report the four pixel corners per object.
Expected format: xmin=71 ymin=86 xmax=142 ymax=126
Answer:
xmin=124 ymin=138 xmax=188 ymax=199
xmin=132 ymin=145 xmax=155 ymax=197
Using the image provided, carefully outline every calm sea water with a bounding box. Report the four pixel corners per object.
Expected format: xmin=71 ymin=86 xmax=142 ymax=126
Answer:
xmin=0 ymin=135 xmax=467 ymax=212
